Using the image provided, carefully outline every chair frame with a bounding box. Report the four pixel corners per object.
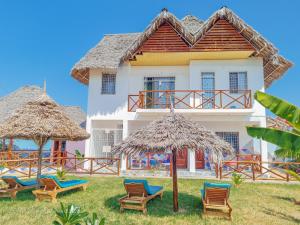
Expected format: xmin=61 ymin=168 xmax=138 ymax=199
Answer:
xmin=32 ymin=178 xmax=87 ymax=203
xmin=202 ymin=187 xmax=232 ymax=220
xmin=119 ymin=183 xmax=163 ymax=214
xmin=0 ymin=177 xmax=36 ymax=199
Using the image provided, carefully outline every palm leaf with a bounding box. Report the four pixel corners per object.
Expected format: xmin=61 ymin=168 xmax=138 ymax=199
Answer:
xmin=255 ymin=91 xmax=300 ymax=131
xmin=247 ymin=127 xmax=300 ymax=153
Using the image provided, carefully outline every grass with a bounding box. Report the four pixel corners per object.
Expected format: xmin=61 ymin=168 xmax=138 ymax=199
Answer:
xmin=0 ymin=176 xmax=300 ymax=225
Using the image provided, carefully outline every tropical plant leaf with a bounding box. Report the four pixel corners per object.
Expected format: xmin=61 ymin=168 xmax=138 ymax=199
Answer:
xmin=274 ymin=148 xmax=297 ymax=158
xmin=285 ymin=170 xmax=300 ymax=181
xmin=255 ymin=91 xmax=300 ymax=131
xmin=53 ymin=203 xmax=88 ymax=225
xmin=246 ymin=127 xmax=300 ymax=153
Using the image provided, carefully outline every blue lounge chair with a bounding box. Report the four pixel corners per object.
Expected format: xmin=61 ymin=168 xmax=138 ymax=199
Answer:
xmin=200 ymin=182 xmax=232 ymax=220
xmin=119 ymin=179 xmax=164 ymax=214
xmin=0 ymin=176 xmax=37 ymax=199
xmin=32 ymin=175 xmax=88 ymax=202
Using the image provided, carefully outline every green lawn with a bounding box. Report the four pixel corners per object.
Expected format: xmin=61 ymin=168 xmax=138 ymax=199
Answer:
xmin=0 ymin=176 xmax=299 ymax=225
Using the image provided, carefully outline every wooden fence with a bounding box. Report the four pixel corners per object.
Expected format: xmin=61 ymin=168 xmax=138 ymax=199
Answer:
xmin=0 ymin=157 xmax=120 ymax=178
xmin=219 ymin=160 xmax=300 ymax=182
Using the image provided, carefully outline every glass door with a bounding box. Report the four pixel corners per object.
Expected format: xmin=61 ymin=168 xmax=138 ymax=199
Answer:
xmin=201 ymin=73 xmax=215 ymax=109
xmin=144 ymin=77 xmax=175 ymax=108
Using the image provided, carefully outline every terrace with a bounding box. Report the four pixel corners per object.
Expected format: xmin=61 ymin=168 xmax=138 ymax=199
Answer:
xmin=128 ymin=90 xmax=252 ymax=112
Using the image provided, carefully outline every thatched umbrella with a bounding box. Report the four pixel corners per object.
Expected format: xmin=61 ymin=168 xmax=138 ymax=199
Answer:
xmin=0 ymin=92 xmax=90 ymax=182
xmin=112 ymin=113 xmax=234 ymax=212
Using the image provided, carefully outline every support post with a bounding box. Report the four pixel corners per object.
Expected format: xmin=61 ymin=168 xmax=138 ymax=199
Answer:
xmin=188 ymin=149 xmax=195 ymax=173
xmin=172 ymin=149 xmax=178 ymax=212
xmin=121 ymin=120 xmax=129 ymax=172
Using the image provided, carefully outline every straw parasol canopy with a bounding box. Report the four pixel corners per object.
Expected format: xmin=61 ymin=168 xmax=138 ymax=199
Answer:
xmin=0 ymin=92 xmax=90 ymax=182
xmin=113 ymin=113 xmax=234 ymax=212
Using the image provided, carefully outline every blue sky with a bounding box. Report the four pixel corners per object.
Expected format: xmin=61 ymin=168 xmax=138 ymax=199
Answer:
xmin=0 ymin=0 xmax=299 ymax=111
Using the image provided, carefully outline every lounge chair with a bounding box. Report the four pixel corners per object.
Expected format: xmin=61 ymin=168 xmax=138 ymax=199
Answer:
xmin=0 ymin=176 xmax=37 ymax=199
xmin=200 ymin=182 xmax=232 ymax=220
xmin=32 ymin=175 xmax=88 ymax=202
xmin=119 ymin=179 xmax=163 ymax=214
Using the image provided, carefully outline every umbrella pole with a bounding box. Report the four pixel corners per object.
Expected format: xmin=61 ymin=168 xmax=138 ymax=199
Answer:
xmin=37 ymin=144 xmax=43 ymax=186
xmin=172 ymin=149 xmax=179 ymax=212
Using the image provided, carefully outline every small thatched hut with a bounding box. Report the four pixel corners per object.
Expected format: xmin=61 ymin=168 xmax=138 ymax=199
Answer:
xmin=0 ymin=92 xmax=90 ymax=181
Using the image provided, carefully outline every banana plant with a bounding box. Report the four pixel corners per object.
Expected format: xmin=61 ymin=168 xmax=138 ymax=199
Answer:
xmin=247 ymin=91 xmax=300 ymax=160
xmin=53 ymin=203 xmax=88 ymax=225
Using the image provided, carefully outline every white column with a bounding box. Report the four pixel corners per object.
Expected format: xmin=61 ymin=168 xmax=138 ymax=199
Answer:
xmin=84 ymin=117 xmax=92 ymax=169
xmin=121 ymin=120 xmax=128 ymax=171
xmin=259 ymin=117 xmax=269 ymax=170
xmin=188 ymin=149 xmax=196 ymax=173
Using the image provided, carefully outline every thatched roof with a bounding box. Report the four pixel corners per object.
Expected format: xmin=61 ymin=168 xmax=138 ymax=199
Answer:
xmin=112 ymin=113 xmax=233 ymax=163
xmin=72 ymin=33 xmax=141 ymax=84
xmin=0 ymin=86 xmax=86 ymax=127
xmin=61 ymin=106 xmax=86 ymax=128
xmin=71 ymin=7 xmax=292 ymax=87
xmin=0 ymin=93 xmax=89 ymax=141
xmin=267 ymin=116 xmax=292 ymax=131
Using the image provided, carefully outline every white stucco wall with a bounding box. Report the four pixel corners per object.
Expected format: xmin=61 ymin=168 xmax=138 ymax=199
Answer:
xmin=87 ymin=57 xmax=265 ymax=120
xmin=85 ymin=57 xmax=267 ymax=160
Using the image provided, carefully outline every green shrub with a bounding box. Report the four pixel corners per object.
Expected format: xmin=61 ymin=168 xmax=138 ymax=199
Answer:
xmin=56 ymin=169 xmax=67 ymax=180
xmin=232 ymin=172 xmax=244 ymax=187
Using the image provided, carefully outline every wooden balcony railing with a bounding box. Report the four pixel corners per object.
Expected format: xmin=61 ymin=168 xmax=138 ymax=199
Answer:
xmin=128 ymin=90 xmax=252 ymax=112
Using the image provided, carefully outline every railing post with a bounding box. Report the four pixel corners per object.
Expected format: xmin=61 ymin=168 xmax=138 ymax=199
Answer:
xmin=117 ymin=159 xmax=120 ymax=176
xmin=193 ymin=91 xmax=196 ymax=108
xmin=139 ymin=91 xmax=144 ymax=109
xmin=220 ymin=90 xmax=223 ymax=109
xmin=285 ymin=164 xmax=290 ymax=182
xmin=251 ymin=162 xmax=256 ymax=181
xmin=219 ymin=163 xmax=223 ymax=180
xmin=215 ymin=163 xmax=219 ymax=178
xmin=166 ymin=91 xmax=169 ymax=109
xmin=28 ymin=160 xmax=32 ymax=178
xmin=90 ymin=159 xmax=93 ymax=175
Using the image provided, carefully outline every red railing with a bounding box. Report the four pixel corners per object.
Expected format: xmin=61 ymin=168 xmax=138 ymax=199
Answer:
xmin=128 ymin=90 xmax=252 ymax=112
xmin=0 ymin=157 xmax=121 ymax=178
xmin=219 ymin=161 xmax=300 ymax=182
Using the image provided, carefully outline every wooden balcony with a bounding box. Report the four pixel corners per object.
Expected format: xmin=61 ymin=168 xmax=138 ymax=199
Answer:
xmin=128 ymin=90 xmax=252 ymax=112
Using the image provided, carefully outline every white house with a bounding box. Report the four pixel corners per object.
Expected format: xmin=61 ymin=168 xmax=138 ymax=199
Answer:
xmin=71 ymin=7 xmax=292 ymax=173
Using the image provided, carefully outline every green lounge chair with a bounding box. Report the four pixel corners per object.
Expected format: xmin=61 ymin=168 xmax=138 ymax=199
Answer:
xmin=32 ymin=175 xmax=88 ymax=202
xmin=119 ymin=179 xmax=163 ymax=214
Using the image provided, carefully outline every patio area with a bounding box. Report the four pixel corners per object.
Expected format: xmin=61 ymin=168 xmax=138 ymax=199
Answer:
xmin=0 ymin=176 xmax=299 ymax=225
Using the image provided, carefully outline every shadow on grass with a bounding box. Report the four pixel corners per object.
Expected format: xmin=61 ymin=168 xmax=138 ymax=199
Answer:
xmin=272 ymin=195 xmax=295 ymax=203
xmin=0 ymin=189 xmax=36 ymax=202
xmin=104 ymin=191 xmax=202 ymax=217
xmin=262 ymin=207 xmax=300 ymax=224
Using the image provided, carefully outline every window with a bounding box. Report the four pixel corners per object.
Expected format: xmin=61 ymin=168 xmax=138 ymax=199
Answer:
xmin=229 ymin=72 xmax=247 ymax=93
xmin=101 ymin=74 xmax=116 ymax=94
xmin=201 ymin=73 xmax=215 ymax=109
xmin=216 ymin=132 xmax=239 ymax=153
xmin=144 ymin=77 xmax=175 ymax=108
